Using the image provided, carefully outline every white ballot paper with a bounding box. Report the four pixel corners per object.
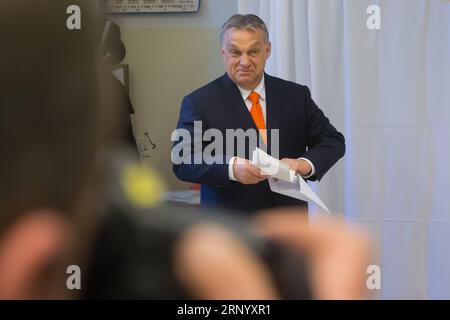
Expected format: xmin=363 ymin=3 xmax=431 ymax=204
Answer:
xmin=252 ymin=148 xmax=330 ymax=213
xmin=251 ymin=147 xmax=298 ymax=182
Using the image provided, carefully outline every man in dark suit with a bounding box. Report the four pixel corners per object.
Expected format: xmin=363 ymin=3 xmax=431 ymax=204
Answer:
xmin=173 ymin=14 xmax=345 ymax=213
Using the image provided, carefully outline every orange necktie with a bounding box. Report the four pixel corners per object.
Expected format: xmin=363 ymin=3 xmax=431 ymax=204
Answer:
xmin=248 ymin=91 xmax=267 ymax=145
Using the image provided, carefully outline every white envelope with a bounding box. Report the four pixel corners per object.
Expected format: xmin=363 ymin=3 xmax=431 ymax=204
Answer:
xmin=251 ymin=148 xmax=330 ymax=213
xmin=251 ymin=148 xmax=297 ymax=183
xmin=268 ymin=176 xmax=330 ymax=213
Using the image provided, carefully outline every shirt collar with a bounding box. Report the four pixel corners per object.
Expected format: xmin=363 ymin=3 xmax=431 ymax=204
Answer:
xmin=237 ymin=74 xmax=266 ymax=102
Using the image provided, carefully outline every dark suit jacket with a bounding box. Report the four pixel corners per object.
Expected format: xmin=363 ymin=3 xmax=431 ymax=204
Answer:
xmin=173 ymin=73 xmax=345 ymax=213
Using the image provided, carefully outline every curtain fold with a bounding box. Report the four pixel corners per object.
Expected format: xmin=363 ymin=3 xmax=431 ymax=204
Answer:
xmin=239 ymin=0 xmax=450 ymax=299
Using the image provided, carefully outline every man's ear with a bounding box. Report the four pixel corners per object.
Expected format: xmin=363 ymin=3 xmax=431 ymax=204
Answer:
xmin=265 ymin=41 xmax=272 ymax=60
xmin=221 ymin=46 xmax=227 ymax=60
xmin=0 ymin=210 xmax=69 ymax=299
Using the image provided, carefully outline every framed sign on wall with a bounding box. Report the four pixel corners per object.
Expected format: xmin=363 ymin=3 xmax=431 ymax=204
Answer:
xmin=105 ymin=0 xmax=200 ymax=13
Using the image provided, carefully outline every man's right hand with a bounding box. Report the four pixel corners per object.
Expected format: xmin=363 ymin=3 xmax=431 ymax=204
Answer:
xmin=233 ymin=157 xmax=268 ymax=185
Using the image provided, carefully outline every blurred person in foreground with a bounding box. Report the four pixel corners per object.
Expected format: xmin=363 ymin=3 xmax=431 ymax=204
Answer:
xmin=0 ymin=1 xmax=370 ymax=300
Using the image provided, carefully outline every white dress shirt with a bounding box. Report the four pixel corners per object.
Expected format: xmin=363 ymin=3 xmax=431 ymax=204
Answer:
xmin=228 ymin=75 xmax=315 ymax=181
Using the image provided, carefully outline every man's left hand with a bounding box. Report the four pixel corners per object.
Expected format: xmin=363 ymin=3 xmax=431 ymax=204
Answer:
xmin=281 ymin=158 xmax=312 ymax=177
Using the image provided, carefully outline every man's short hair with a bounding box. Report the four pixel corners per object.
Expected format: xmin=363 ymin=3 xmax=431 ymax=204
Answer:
xmin=220 ymin=14 xmax=270 ymax=44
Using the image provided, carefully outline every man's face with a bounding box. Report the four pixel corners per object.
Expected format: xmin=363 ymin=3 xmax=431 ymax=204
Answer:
xmin=222 ymin=27 xmax=271 ymax=90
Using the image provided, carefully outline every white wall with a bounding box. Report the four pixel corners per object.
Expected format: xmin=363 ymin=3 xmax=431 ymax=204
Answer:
xmin=110 ymin=0 xmax=238 ymax=189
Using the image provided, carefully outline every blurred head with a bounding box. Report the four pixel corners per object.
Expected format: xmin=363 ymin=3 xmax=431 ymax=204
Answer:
xmin=0 ymin=1 xmax=112 ymax=298
xmin=221 ymin=14 xmax=271 ymax=90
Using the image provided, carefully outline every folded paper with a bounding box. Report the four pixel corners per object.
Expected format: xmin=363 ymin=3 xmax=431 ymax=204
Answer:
xmin=252 ymin=148 xmax=330 ymax=213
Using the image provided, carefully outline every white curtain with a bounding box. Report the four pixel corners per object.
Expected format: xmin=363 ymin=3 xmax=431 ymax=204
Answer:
xmin=239 ymin=0 xmax=450 ymax=299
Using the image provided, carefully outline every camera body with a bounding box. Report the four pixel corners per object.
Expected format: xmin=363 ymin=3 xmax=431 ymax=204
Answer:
xmin=84 ymin=149 xmax=312 ymax=299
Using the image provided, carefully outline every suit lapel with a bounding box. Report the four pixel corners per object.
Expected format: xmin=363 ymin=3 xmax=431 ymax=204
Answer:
xmin=264 ymin=73 xmax=282 ymax=154
xmin=218 ymin=73 xmax=257 ymax=131
xmin=218 ymin=73 xmax=283 ymax=153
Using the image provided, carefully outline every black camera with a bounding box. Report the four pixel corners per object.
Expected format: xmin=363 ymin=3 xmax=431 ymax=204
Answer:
xmin=84 ymin=148 xmax=312 ymax=299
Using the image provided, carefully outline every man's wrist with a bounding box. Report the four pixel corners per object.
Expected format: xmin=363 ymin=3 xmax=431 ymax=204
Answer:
xmin=228 ymin=157 xmax=237 ymax=181
xmin=298 ymin=157 xmax=315 ymax=178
